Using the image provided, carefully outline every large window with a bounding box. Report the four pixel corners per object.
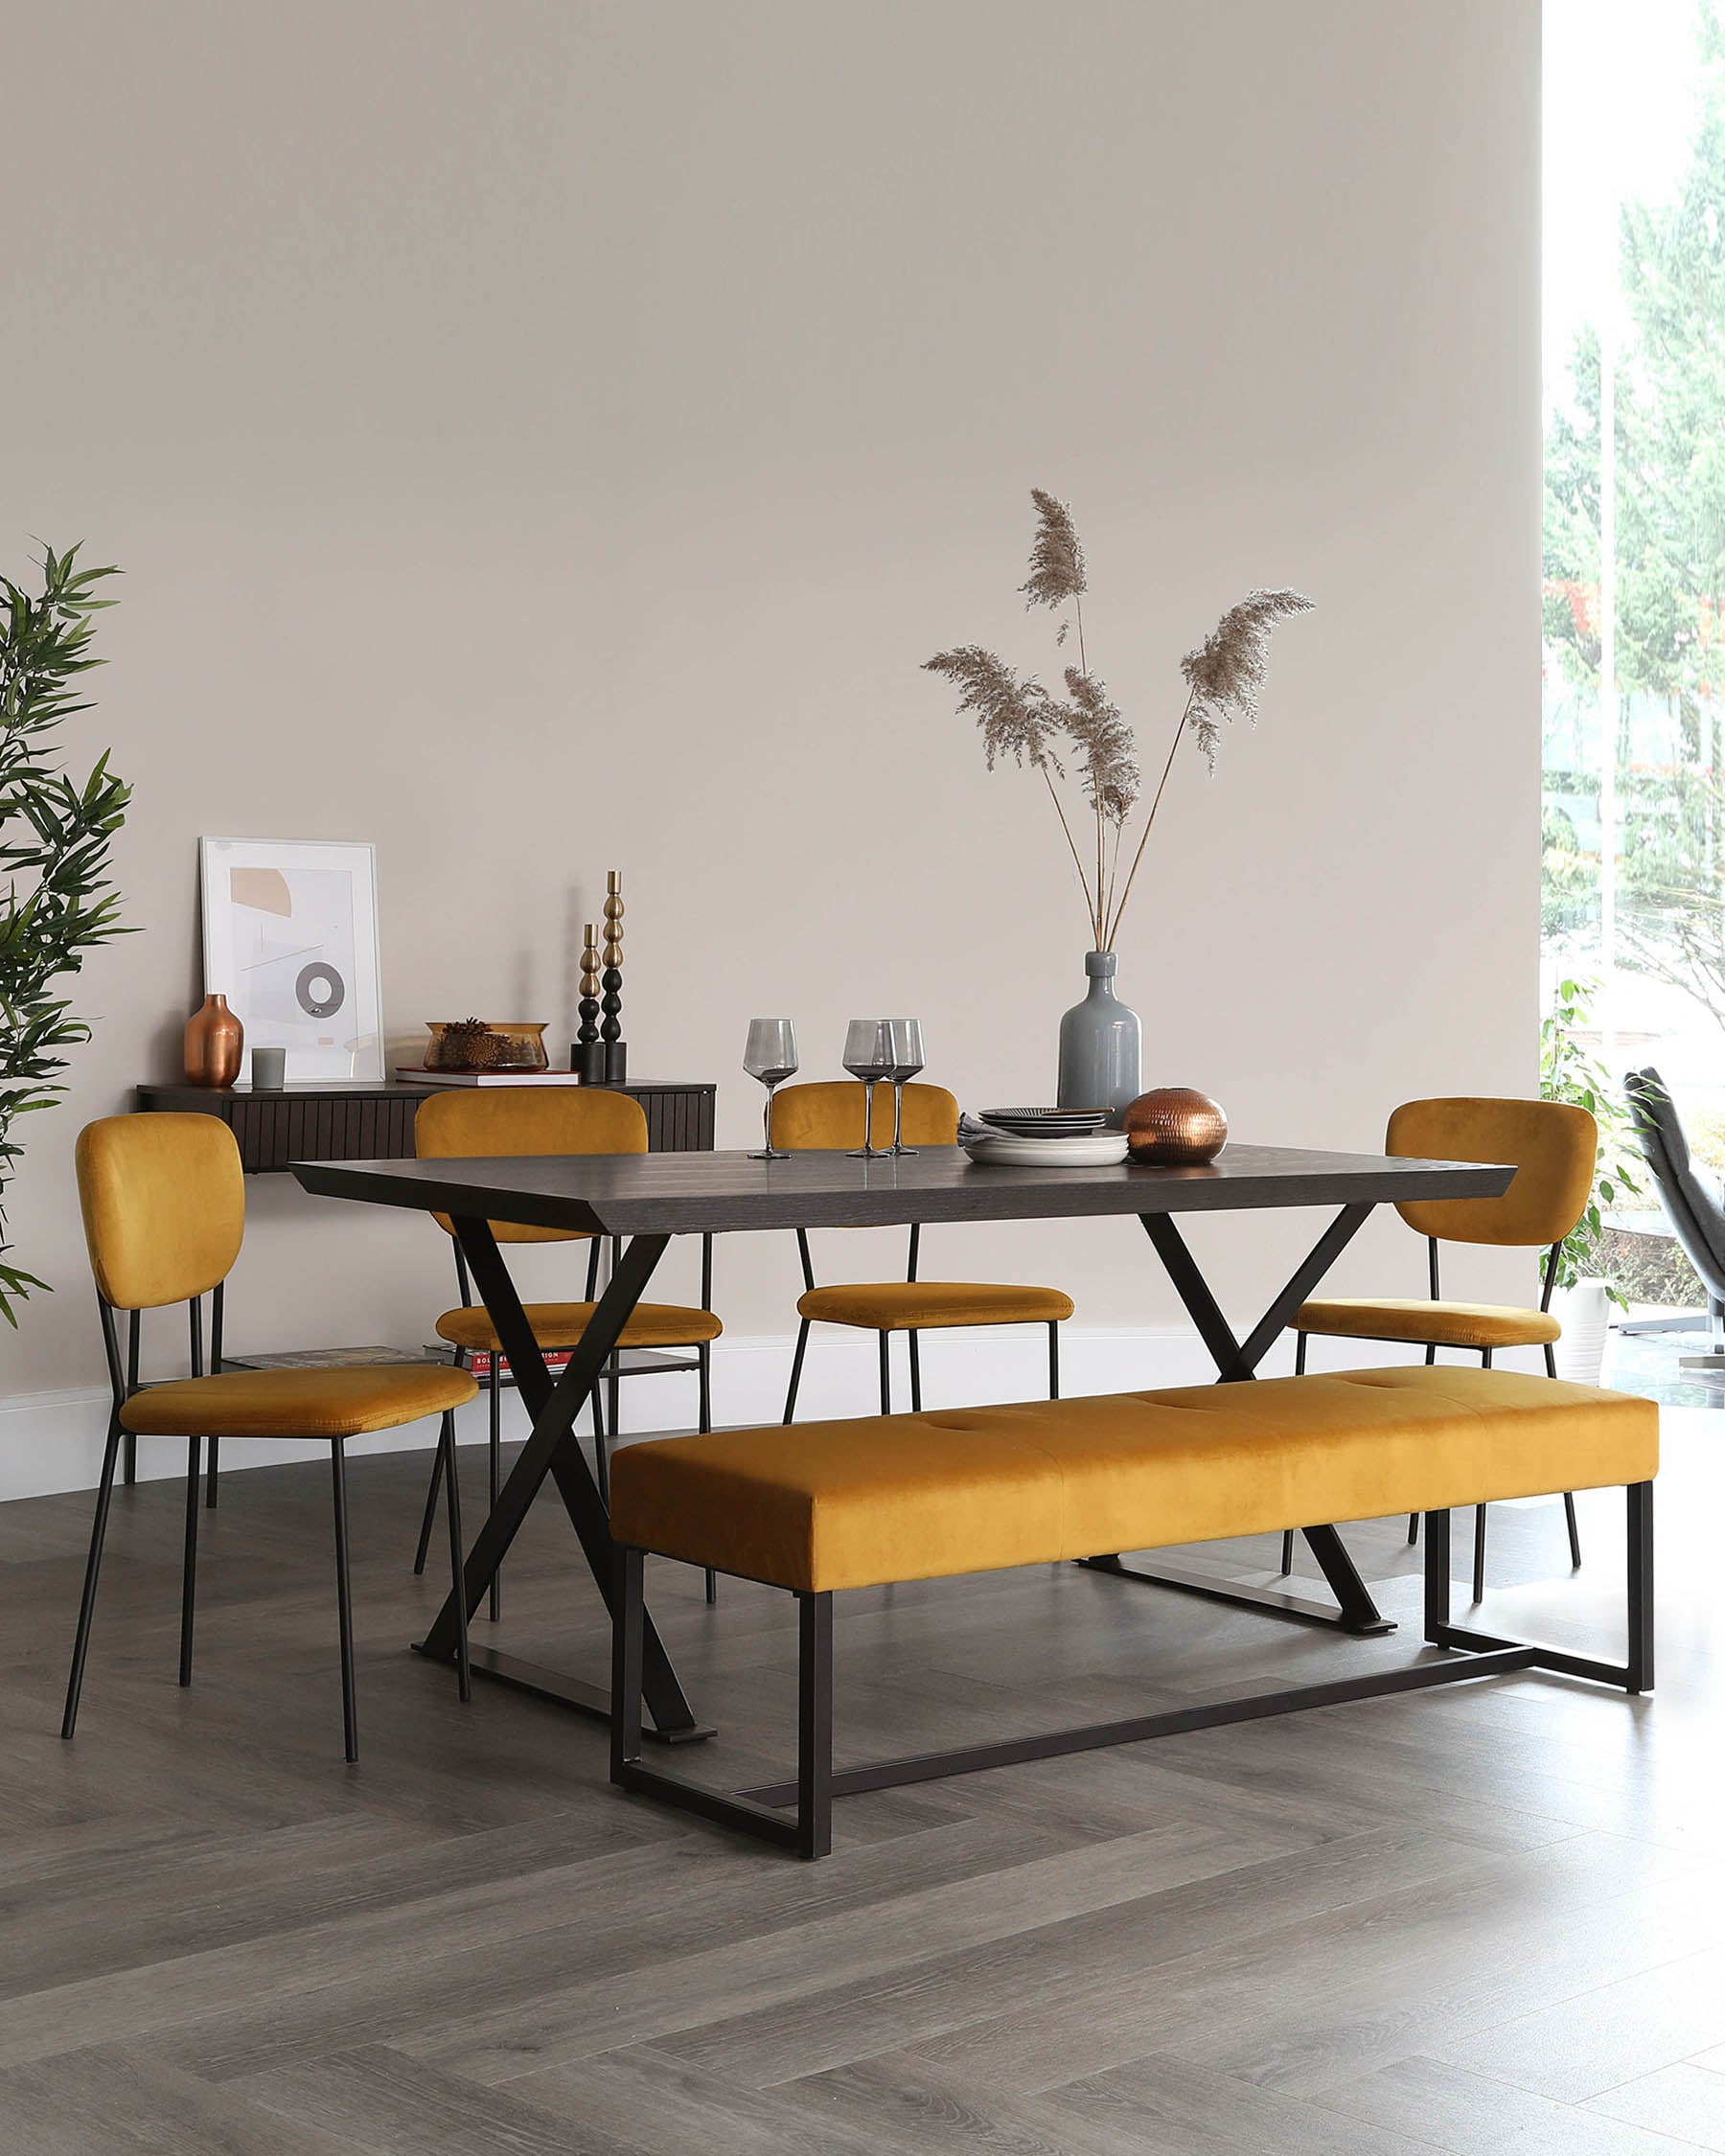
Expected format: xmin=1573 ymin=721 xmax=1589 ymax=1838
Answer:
xmin=1545 ymin=1 xmax=1725 ymax=1299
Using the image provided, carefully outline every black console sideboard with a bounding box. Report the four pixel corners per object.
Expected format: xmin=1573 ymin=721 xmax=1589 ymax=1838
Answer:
xmin=134 ymin=1080 xmax=717 ymax=1171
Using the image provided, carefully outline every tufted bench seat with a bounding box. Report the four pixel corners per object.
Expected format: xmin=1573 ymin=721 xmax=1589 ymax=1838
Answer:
xmin=609 ymin=1365 xmax=1657 ymax=1856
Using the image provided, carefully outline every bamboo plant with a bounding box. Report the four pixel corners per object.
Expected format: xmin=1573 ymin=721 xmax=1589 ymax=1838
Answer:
xmin=926 ymin=490 xmax=1311 ymax=950
xmin=0 ymin=544 xmax=128 ymax=1324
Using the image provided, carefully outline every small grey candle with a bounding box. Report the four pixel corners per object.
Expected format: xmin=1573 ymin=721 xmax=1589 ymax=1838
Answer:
xmin=251 ymin=1045 xmax=287 ymax=1090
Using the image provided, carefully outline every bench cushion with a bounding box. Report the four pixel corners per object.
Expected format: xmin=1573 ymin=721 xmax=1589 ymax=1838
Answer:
xmin=608 ymin=1365 xmax=1657 ymax=1594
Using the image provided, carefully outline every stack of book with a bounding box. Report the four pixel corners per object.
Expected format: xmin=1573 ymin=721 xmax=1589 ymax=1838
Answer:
xmin=447 ymin=1347 xmax=578 ymax=1381
xmin=395 ymin=1067 xmax=585 ymax=1089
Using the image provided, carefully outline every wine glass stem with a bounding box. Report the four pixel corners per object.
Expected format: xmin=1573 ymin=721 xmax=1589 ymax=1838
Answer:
xmin=892 ymin=1082 xmax=904 ymax=1152
xmin=862 ymin=1080 xmax=876 ymax=1155
xmin=763 ymin=1081 xmax=777 ymax=1155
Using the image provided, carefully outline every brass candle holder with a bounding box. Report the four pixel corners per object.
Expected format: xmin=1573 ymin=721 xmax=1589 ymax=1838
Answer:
xmin=600 ymin=870 xmax=627 ymax=1085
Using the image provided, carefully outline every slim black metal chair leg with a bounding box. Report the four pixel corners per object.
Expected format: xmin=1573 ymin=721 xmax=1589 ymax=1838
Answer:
xmin=488 ymin=1362 xmax=502 ymax=1623
xmin=798 ymin=1591 xmax=834 ymax=1860
xmin=206 ymin=1291 xmax=223 ymax=1507
xmin=413 ymin=1431 xmax=446 ymax=1576
xmin=1047 ymin=1322 xmax=1060 ymax=1401
xmin=878 ymin=1332 xmax=891 ymax=1416
xmin=589 ymin=1377 xmax=611 ymax=1503
xmin=1471 ymin=1348 xmax=1492 ymax=1599
xmin=1542 ymin=1340 xmax=1583 ymax=1567
xmin=1281 ymin=1337 xmax=1305 ymax=1571
xmin=1408 ymin=1513 xmax=1419 ymax=1545
xmin=908 ymin=1331 xmax=923 ymax=1412
xmin=1282 ymin=1354 xmax=1301 ymax=1573
xmin=698 ymin=1342 xmax=716 ymax=1603
xmin=610 ymin=1544 xmax=645 ymax=1784
xmin=179 ymin=1435 xmax=202 ymax=1687
xmin=440 ymin=1413 xmax=472 ymax=1704
xmin=330 ymin=1440 xmax=358 ymax=1764
xmin=62 ymin=1418 xmax=123 ymax=1738
xmin=783 ymin=1319 xmax=811 ymax=1424
xmin=122 ymin=1314 xmax=139 ymax=1485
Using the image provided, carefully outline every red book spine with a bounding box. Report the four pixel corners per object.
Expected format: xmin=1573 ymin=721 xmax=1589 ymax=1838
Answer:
xmin=465 ymin=1348 xmax=577 ymax=1380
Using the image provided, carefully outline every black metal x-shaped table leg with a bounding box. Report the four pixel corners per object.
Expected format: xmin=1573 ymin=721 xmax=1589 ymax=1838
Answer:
xmin=414 ymin=1219 xmax=711 ymax=1741
xmin=1080 ymin=1202 xmax=1394 ymax=1637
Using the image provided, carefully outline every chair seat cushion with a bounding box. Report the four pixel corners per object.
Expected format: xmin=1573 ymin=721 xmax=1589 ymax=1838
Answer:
xmin=433 ymin=1301 xmax=724 ymax=1352
xmin=609 ymin=1365 xmax=1656 ymax=1594
xmin=796 ymin=1281 xmax=1074 ymax=1331
xmin=121 ymin=1364 xmax=478 ymax=1439
xmin=1296 ymin=1297 xmax=1560 ymax=1350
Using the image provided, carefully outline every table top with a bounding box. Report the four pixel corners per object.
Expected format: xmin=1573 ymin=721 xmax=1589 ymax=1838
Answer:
xmin=290 ymin=1143 xmax=1515 ymax=1237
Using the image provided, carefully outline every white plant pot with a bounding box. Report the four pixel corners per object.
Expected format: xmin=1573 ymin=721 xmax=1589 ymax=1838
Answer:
xmin=1551 ymin=1279 xmax=1611 ymax=1386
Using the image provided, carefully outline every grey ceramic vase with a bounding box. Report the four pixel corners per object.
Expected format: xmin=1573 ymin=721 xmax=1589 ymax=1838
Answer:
xmin=1057 ymin=951 xmax=1141 ymax=1124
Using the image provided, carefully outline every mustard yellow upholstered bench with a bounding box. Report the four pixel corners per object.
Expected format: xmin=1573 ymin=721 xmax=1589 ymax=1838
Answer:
xmin=609 ymin=1365 xmax=1657 ymax=1857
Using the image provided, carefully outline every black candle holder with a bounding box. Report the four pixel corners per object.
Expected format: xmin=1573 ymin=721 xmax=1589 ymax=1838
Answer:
xmin=574 ymin=921 xmax=606 ymax=1083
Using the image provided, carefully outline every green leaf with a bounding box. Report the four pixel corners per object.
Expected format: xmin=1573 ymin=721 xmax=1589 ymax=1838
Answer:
xmin=0 ymin=539 xmax=127 ymax=1325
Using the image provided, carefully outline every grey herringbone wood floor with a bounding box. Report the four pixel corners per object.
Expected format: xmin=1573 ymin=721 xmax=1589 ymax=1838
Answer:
xmin=4 ymin=1409 xmax=1723 ymax=2154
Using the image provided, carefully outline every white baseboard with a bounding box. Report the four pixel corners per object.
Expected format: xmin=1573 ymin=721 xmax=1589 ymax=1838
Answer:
xmin=0 ymin=1323 xmax=1496 ymax=1505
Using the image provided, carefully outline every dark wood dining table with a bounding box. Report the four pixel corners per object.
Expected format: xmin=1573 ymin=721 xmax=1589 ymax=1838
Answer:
xmin=292 ymin=1141 xmax=1514 ymax=1743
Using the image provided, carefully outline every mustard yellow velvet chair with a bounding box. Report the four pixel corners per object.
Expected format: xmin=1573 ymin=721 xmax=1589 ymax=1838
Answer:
xmin=65 ymin=1113 xmax=478 ymax=1762
xmin=1287 ymin=1095 xmax=1598 ymax=1597
xmin=412 ymin=1087 xmax=722 ymax=1605
xmin=775 ymin=1081 xmax=1075 ymax=1420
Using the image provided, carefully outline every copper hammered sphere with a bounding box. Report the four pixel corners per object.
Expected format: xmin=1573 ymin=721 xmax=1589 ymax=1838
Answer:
xmin=1123 ymin=1087 xmax=1229 ymax=1165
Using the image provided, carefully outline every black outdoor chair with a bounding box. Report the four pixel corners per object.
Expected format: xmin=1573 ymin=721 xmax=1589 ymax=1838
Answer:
xmin=1624 ymin=1067 xmax=1725 ymax=1355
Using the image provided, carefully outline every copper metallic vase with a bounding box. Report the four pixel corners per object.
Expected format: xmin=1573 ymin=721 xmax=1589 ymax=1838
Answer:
xmin=1123 ymin=1087 xmax=1229 ymax=1165
xmin=184 ymin=994 xmax=243 ymax=1089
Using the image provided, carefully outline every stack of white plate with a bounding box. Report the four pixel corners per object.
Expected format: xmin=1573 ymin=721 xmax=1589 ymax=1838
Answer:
xmin=961 ymin=1108 xmax=1129 ymax=1167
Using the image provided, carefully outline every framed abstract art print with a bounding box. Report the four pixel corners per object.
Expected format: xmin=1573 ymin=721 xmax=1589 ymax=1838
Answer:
xmin=199 ymin=837 xmax=384 ymax=1082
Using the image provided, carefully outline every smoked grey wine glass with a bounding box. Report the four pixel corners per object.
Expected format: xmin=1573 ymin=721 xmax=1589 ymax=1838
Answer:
xmin=745 ymin=1018 xmax=798 ymax=1159
xmin=842 ymin=1019 xmax=893 ymax=1158
xmin=886 ymin=1018 xmax=925 ymax=1155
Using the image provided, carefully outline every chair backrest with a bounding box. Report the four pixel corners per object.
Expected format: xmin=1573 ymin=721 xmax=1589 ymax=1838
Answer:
xmin=770 ymin=1080 xmax=959 ymax=1151
xmin=76 ymin=1113 xmax=245 ymax=1312
xmin=414 ymin=1085 xmax=648 ymax=1244
xmin=1625 ymin=1067 xmax=1725 ymax=1296
xmin=1387 ymin=1096 xmax=1596 ymax=1249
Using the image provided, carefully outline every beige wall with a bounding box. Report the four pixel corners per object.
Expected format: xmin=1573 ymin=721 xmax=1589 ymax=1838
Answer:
xmin=1 ymin=0 xmax=1541 ymax=1417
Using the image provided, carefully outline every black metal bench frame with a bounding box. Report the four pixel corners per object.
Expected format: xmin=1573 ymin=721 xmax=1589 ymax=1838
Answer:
xmin=610 ymin=1482 xmax=1655 ymax=1859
